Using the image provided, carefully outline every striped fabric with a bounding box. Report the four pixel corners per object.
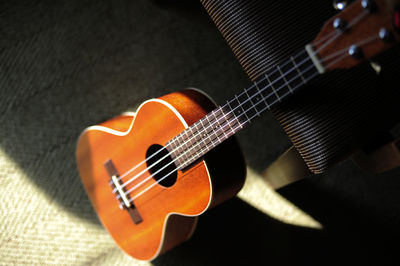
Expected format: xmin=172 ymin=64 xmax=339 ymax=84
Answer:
xmin=201 ymin=0 xmax=400 ymax=173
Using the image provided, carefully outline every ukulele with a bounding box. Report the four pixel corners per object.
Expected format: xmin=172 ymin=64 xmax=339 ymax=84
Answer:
xmin=76 ymin=0 xmax=400 ymax=261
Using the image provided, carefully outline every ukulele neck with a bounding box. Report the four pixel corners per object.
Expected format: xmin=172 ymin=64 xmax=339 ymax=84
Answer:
xmin=166 ymin=48 xmax=319 ymax=170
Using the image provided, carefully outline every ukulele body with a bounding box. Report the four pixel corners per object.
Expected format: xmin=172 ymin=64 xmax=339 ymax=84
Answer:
xmin=76 ymin=89 xmax=246 ymax=260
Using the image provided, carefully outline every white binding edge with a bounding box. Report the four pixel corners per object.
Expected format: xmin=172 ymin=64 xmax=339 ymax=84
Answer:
xmin=305 ymin=44 xmax=326 ymax=74
xmin=80 ymin=99 xmax=188 ymax=137
xmin=80 ymin=93 xmax=214 ymax=261
xmin=120 ymin=111 xmax=136 ymax=117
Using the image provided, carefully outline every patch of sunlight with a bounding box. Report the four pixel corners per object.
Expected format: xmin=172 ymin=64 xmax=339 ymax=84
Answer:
xmin=238 ymin=167 xmax=322 ymax=229
xmin=0 ymin=148 xmax=151 ymax=265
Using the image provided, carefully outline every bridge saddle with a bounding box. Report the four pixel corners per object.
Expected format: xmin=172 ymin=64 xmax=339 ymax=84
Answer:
xmin=104 ymin=159 xmax=143 ymax=224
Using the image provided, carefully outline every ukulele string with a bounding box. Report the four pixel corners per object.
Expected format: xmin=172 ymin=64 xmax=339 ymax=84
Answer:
xmin=118 ymin=40 xmax=337 ymax=196
xmin=114 ymin=8 xmax=370 ymax=190
xmin=125 ymin=30 xmax=379 ymax=203
xmin=113 ymin=8 xmax=369 ymax=192
xmin=124 ymin=62 xmax=317 ymax=198
xmin=112 ymin=49 xmax=308 ymax=188
xmin=119 ymin=44 xmax=338 ymax=198
xmin=321 ymin=34 xmax=379 ymax=63
xmin=113 ymin=48 xmax=309 ymax=192
xmin=115 ymin=49 xmax=311 ymax=196
xmin=126 ymin=52 xmax=333 ymax=200
xmin=128 ymin=65 xmax=319 ymax=202
xmin=315 ymin=10 xmax=368 ymax=54
xmin=116 ymin=11 xmax=371 ymax=200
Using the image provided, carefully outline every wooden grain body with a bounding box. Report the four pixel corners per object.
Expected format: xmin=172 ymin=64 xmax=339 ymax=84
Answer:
xmin=76 ymin=89 xmax=246 ymax=260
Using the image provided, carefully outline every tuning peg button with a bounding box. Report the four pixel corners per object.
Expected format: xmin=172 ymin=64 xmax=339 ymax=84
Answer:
xmin=361 ymin=0 xmax=377 ymax=13
xmin=333 ymin=18 xmax=348 ymax=31
xmin=348 ymin=45 xmax=364 ymax=59
xmin=379 ymin=28 xmax=394 ymax=42
xmin=333 ymin=0 xmax=348 ymax=10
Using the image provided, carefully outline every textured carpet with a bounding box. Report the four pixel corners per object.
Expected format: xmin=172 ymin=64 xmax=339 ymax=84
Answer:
xmin=1 ymin=1 xmax=400 ymax=265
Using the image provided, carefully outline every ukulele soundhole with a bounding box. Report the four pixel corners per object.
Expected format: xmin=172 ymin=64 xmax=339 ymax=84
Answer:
xmin=146 ymin=144 xmax=177 ymax=188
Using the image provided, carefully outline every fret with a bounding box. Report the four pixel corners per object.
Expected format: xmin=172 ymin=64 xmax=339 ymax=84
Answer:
xmin=219 ymin=108 xmax=235 ymax=137
xmin=166 ymin=139 xmax=175 ymax=152
xmin=176 ymin=134 xmax=186 ymax=164
xmin=185 ymin=151 xmax=196 ymax=167
xmin=281 ymin=57 xmax=304 ymax=91
xmin=277 ymin=65 xmax=293 ymax=94
xmin=186 ymin=132 xmax=200 ymax=164
xmin=233 ymin=95 xmax=250 ymax=123
xmin=179 ymin=148 xmax=187 ymax=166
xmin=189 ymin=127 xmax=197 ymax=149
xmin=192 ymin=121 xmax=202 ymax=145
xmin=247 ymin=81 xmax=268 ymax=116
xmin=191 ymin=122 xmax=203 ymax=158
xmin=184 ymin=131 xmax=194 ymax=160
xmin=268 ymin=65 xmax=290 ymax=99
xmin=212 ymin=109 xmax=230 ymax=139
xmin=197 ymin=116 xmax=212 ymax=145
xmin=244 ymin=87 xmax=261 ymax=117
xmin=214 ymin=126 xmax=227 ymax=144
xmin=253 ymin=82 xmax=269 ymax=111
xmin=204 ymin=114 xmax=221 ymax=143
xmin=174 ymin=141 xmax=184 ymax=167
xmin=265 ymin=71 xmax=281 ymax=101
xmin=208 ymin=111 xmax=221 ymax=139
xmin=226 ymin=101 xmax=243 ymax=127
xmin=181 ymin=131 xmax=189 ymax=149
xmin=177 ymin=134 xmax=185 ymax=155
xmin=295 ymin=52 xmax=316 ymax=80
xmin=171 ymin=136 xmax=179 ymax=167
xmin=207 ymin=125 xmax=219 ymax=144
xmin=182 ymin=129 xmax=193 ymax=161
xmin=206 ymin=122 xmax=217 ymax=148
xmin=224 ymin=101 xmax=243 ymax=130
xmin=218 ymin=107 xmax=236 ymax=136
xmin=252 ymin=75 xmax=271 ymax=103
xmin=199 ymin=117 xmax=214 ymax=149
xmin=291 ymin=56 xmax=306 ymax=83
xmin=211 ymin=109 xmax=230 ymax=142
xmin=260 ymin=73 xmax=278 ymax=106
xmin=165 ymin=140 xmax=178 ymax=165
xmin=236 ymin=93 xmax=257 ymax=121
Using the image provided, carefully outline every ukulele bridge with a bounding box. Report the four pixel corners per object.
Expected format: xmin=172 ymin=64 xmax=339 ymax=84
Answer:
xmin=104 ymin=159 xmax=143 ymax=224
xmin=111 ymin=174 xmax=131 ymax=208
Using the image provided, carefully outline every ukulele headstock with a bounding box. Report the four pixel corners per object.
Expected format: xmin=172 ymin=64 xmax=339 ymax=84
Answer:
xmin=310 ymin=0 xmax=400 ymax=72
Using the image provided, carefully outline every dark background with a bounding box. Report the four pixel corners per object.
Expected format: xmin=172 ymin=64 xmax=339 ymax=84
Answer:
xmin=1 ymin=0 xmax=400 ymax=265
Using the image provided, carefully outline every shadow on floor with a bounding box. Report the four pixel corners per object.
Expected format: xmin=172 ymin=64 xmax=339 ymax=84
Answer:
xmin=154 ymin=189 xmax=399 ymax=265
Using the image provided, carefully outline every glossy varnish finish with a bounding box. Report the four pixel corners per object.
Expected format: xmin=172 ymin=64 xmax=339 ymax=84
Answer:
xmin=76 ymin=90 xmax=246 ymax=260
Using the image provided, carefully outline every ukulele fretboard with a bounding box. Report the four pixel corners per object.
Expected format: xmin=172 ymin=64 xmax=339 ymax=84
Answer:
xmin=166 ymin=48 xmax=318 ymax=170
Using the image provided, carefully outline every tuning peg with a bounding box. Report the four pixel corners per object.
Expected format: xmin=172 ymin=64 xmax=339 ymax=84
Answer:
xmin=333 ymin=0 xmax=350 ymax=10
xmin=379 ymin=28 xmax=394 ymax=42
xmin=348 ymin=45 xmax=364 ymax=59
xmin=361 ymin=0 xmax=377 ymax=12
xmin=333 ymin=18 xmax=348 ymax=31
